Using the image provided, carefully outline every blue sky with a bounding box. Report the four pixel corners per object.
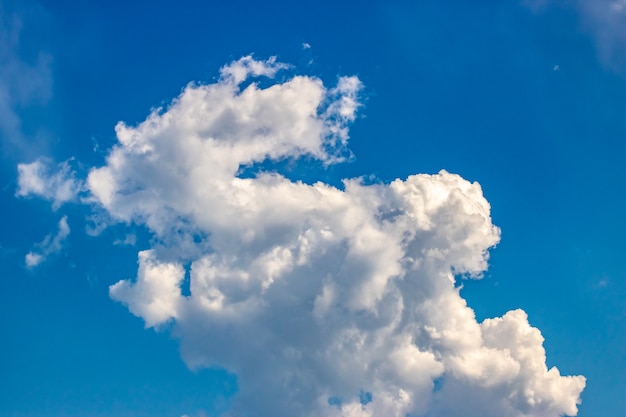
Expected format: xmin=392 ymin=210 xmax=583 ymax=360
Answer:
xmin=1 ymin=1 xmax=625 ymax=416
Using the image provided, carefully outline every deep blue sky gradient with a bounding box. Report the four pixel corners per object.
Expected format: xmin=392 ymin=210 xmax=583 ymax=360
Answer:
xmin=1 ymin=1 xmax=625 ymax=416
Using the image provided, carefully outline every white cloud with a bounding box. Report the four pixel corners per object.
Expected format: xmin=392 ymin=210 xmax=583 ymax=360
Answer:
xmin=219 ymin=55 xmax=290 ymax=85
xmin=24 ymin=251 xmax=43 ymax=267
xmin=20 ymin=55 xmax=585 ymax=416
xmin=16 ymin=158 xmax=82 ymax=208
xmin=110 ymin=250 xmax=184 ymax=328
xmin=25 ymin=215 xmax=70 ymax=268
xmin=113 ymin=233 xmax=137 ymax=246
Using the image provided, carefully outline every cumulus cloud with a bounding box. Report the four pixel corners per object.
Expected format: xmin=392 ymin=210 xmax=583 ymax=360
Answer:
xmin=16 ymin=158 xmax=83 ymax=208
xmin=25 ymin=215 xmax=70 ymax=268
xmin=21 ymin=56 xmax=585 ymax=416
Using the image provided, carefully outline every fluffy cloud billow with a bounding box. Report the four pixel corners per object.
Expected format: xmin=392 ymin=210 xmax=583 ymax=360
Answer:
xmin=20 ymin=56 xmax=585 ymax=417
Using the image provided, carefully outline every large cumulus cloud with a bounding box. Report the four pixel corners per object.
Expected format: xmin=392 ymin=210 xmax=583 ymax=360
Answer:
xmin=20 ymin=56 xmax=585 ymax=417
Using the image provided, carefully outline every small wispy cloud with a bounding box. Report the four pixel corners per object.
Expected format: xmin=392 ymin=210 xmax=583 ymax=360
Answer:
xmin=593 ymin=277 xmax=610 ymax=289
xmin=0 ymin=4 xmax=52 ymax=154
xmin=113 ymin=233 xmax=137 ymax=246
xmin=25 ymin=216 xmax=70 ymax=268
xmin=525 ymin=0 xmax=626 ymax=70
